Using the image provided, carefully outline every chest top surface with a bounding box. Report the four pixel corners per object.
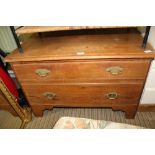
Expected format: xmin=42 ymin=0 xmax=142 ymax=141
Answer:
xmin=5 ymin=32 xmax=155 ymax=63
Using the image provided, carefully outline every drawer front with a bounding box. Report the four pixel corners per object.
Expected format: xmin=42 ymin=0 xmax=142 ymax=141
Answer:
xmin=12 ymin=60 xmax=150 ymax=82
xmin=22 ymin=83 xmax=143 ymax=106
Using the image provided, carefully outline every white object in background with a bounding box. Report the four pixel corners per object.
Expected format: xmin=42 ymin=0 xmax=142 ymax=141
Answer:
xmin=151 ymin=60 xmax=155 ymax=68
xmin=8 ymin=70 xmax=16 ymax=78
xmin=144 ymin=69 xmax=155 ymax=88
xmin=141 ymin=88 xmax=155 ymax=104
xmin=140 ymin=60 xmax=155 ymax=104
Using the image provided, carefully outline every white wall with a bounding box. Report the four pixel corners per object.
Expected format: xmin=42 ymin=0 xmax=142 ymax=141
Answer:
xmin=140 ymin=26 xmax=155 ymax=104
xmin=148 ymin=27 xmax=155 ymax=49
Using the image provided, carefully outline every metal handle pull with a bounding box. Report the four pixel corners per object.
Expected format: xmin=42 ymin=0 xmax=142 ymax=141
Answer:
xmin=105 ymin=92 xmax=119 ymax=100
xmin=35 ymin=69 xmax=50 ymax=77
xmin=106 ymin=66 xmax=123 ymax=75
xmin=43 ymin=92 xmax=56 ymax=99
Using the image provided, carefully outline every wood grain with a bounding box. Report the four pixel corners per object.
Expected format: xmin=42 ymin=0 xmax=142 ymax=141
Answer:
xmin=30 ymin=103 xmax=139 ymax=118
xmin=12 ymin=59 xmax=150 ymax=82
xmin=5 ymin=33 xmax=155 ymax=63
xmin=6 ymin=31 xmax=155 ymax=119
xmin=21 ymin=83 xmax=143 ymax=106
xmin=16 ymin=26 xmax=143 ymax=34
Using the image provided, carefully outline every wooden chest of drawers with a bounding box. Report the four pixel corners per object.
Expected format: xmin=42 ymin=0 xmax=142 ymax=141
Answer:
xmin=5 ymin=33 xmax=155 ymax=118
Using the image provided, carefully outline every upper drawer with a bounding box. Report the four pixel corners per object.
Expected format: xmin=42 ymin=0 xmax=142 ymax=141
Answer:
xmin=12 ymin=60 xmax=150 ymax=82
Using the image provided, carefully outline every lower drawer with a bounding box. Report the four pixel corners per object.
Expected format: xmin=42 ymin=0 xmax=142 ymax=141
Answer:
xmin=22 ymin=83 xmax=143 ymax=106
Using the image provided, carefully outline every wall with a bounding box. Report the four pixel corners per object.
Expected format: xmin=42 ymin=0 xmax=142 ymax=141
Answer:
xmin=148 ymin=27 xmax=155 ymax=49
xmin=0 ymin=26 xmax=17 ymax=53
xmin=139 ymin=26 xmax=155 ymax=104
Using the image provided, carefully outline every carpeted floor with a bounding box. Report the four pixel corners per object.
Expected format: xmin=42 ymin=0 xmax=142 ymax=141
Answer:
xmin=0 ymin=108 xmax=155 ymax=129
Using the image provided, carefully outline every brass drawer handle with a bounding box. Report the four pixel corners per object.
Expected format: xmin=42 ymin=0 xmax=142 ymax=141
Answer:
xmin=105 ymin=92 xmax=119 ymax=100
xmin=106 ymin=66 xmax=123 ymax=75
xmin=43 ymin=92 xmax=56 ymax=99
xmin=35 ymin=69 xmax=50 ymax=77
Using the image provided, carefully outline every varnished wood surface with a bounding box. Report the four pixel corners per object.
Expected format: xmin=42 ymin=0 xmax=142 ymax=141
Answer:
xmin=5 ymin=33 xmax=155 ymax=63
xmin=30 ymin=103 xmax=138 ymax=118
xmin=5 ymin=31 xmax=154 ymax=119
xmin=16 ymin=26 xmax=143 ymax=34
xmin=22 ymin=83 xmax=143 ymax=106
xmin=12 ymin=59 xmax=150 ymax=82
